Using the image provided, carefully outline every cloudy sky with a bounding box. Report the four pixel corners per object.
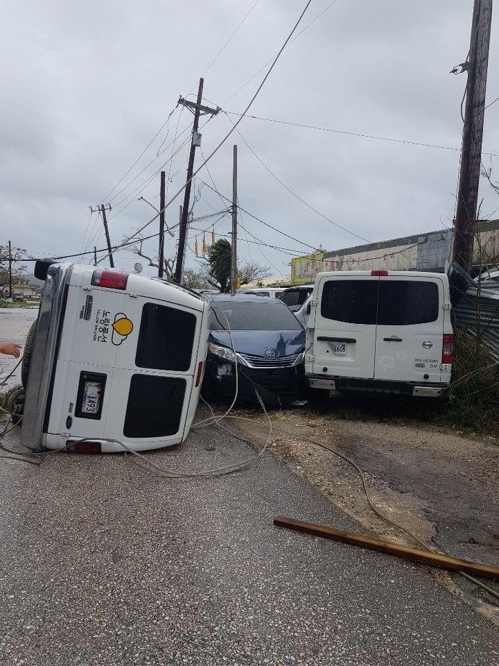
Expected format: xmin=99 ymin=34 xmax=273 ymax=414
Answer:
xmin=1 ymin=0 xmax=498 ymax=279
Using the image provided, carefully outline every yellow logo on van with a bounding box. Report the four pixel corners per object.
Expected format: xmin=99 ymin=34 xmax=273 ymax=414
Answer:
xmin=111 ymin=313 xmax=134 ymax=346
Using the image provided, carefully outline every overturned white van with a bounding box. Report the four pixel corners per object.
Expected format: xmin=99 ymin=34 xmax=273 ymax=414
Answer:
xmin=21 ymin=261 xmax=209 ymax=453
xmin=305 ymin=270 xmax=453 ymax=397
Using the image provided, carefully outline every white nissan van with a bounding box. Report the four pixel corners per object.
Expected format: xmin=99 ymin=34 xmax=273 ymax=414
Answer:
xmin=305 ymin=270 xmax=453 ymax=397
xmin=21 ymin=261 xmax=209 ymax=453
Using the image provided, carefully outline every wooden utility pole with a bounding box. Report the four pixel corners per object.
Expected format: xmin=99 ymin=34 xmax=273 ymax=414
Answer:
xmin=90 ymin=204 xmax=114 ymax=268
xmin=174 ymin=78 xmax=220 ymax=284
xmin=452 ymin=0 xmax=493 ymax=272
xmin=159 ymin=171 xmax=166 ymax=278
xmin=230 ymin=145 xmax=238 ymax=295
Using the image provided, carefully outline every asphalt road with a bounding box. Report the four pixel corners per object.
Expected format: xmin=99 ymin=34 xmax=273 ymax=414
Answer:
xmin=1 ymin=416 xmax=498 ymax=666
xmin=1 ymin=309 xmax=498 ymax=664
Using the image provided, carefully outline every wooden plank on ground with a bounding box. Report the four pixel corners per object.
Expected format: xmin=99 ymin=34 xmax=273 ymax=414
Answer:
xmin=274 ymin=516 xmax=499 ymax=580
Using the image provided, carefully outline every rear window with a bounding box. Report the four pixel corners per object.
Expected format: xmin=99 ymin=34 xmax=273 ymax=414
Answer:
xmin=280 ymin=289 xmax=312 ymax=308
xmin=321 ymin=280 xmax=378 ymax=324
xmin=136 ymin=303 xmax=196 ymax=371
xmin=209 ymin=300 xmax=302 ymax=331
xmin=321 ymin=279 xmax=439 ymax=325
xmin=378 ymin=281 xmax=439 ymax=325
xmin=124 ymin=375 xmax=185 ymax=438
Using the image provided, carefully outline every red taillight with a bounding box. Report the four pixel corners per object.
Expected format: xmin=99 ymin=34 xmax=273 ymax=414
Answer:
xmin=442 ymin=334 xmax=453 ymax=364
xmin=74 ymin=441 xmax=102 ymax=454
xmin=91 ymin=269 xmax=128 ymax=290
xmin=371 ymin=270 xmax=388 ymax=276
xmin=195 ymin=361 xmax=204 ymax=387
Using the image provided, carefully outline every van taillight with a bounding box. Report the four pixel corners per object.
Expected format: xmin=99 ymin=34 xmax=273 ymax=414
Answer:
xmin=442 ymin=334 xmax=453 ymax=364
xmin=371 ymin=270 xmax=388 ymax=276
xmin=195 ymin=361 xmax=204 ymax=387
xmin=91 ymin=269 xmax=128 ymax=290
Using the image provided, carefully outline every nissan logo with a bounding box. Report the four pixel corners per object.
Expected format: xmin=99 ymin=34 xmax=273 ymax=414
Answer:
xmin=265 ymin=349 xmax=276 ymax=358
xmin=422 ymin=340 xmax=433 ymax=349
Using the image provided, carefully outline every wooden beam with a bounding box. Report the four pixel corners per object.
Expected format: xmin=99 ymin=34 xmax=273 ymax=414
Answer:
xmin=274 ymin=516 xmax=499 ymax=580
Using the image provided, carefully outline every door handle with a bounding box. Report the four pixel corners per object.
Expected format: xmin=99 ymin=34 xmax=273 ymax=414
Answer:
xmin=383 ymin=336 xmax=402 ymax=342
xmin=318 ymin=336 xmax=356 ymax=343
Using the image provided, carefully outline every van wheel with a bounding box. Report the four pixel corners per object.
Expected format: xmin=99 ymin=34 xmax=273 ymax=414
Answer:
xmin=7 ymin=387 xmax=25 ymax=425
xmin=22 ymin=320 xmax=37 ymax=389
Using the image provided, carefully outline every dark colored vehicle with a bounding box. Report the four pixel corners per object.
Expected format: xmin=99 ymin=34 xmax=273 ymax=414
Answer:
xmin=202 ymin=294 xmax=305 ymax=406
xmin=279 ymin=285 xmax=314 ymax=312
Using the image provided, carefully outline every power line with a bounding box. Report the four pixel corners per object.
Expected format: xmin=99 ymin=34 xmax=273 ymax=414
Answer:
xmin=200 ymin=179 xmax=322 ymax=252
xmin=102 ymin=0 xmax=314 ymax=264
xmin=224 ymin=112 xmax=371 ymax=243
xmin=201 ymin=0 xmax=262 ymax=77
xmin=222 ymin=0 xmax=340 ymax=107
xmin=224 ymin=111 xmax=499 ymax=157
xmin=100 ymin=103 xmax=180 ymax=203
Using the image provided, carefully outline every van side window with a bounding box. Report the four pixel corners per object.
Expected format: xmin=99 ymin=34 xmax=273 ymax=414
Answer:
xmin=378 ymin=281 xmax=438 ymax=325
xmin=136 ymin=303 xmax=196 ymax=371
xmin=321 ymin=280 xmax=378 ymax=324
xmin=124 ymin=375 xmax=186 ymax=437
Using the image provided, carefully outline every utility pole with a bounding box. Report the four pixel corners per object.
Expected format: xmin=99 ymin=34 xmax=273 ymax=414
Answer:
xmin=452 ymin=0 xmax=493 ymax=272
xmin=90 ymin=204 xmax=114 ymax=268
xmin=174 ymin=78 xmax=220 ymax=283
xmin=159 ymin=171 xmax=166 ymax=278
xmin=231 ymin=145 xmax=238 ymax=295
xmin=8 ymin=240 xmax=12 ymax=298
xmin=94 ymin=246 xmax=98 ymax=266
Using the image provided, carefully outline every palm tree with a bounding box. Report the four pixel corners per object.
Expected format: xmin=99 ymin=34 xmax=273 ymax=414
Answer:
xmin=207 ymin=239 xmax=232 ymax=292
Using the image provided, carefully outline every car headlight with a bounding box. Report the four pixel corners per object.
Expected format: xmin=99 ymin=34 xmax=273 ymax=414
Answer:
xmin=208 ymin=342 xmax=238 ymax=364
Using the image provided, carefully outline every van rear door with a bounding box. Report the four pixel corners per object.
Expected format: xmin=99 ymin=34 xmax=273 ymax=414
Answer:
xmin=374 ymin=276 xmax=444 ymax=383
xmin=311 ymin=275 xmax=378 ymax=379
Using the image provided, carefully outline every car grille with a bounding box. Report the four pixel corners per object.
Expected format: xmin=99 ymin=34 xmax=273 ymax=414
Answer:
xmin=238 ymin=353 xmax=301 ymax=368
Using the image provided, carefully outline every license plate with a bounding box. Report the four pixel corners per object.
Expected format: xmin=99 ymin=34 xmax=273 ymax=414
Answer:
xmin=81 ymin=381 xmax=102 ymax=414
xmin=333 ymin=343 xmax=346 ymax=355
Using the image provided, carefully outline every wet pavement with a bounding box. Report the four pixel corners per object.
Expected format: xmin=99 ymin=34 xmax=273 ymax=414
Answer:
xmin=1 ymin=308 xmax=498 ymax=664
xmin=1 ymin=419 xmax=498 ymax=665
xmin=0 ymin=308 xmax=37 ymax=391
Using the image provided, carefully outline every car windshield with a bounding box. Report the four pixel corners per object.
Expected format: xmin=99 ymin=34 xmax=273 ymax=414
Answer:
xmin=209 ymin=300 xmax=302 ymax=331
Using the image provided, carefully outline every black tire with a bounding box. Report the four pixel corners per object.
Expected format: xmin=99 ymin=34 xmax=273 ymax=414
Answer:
xmin=7 ymin=387 xmax=25 ymax=425
xmin=22 ymin=320 xmax=38 ymax=389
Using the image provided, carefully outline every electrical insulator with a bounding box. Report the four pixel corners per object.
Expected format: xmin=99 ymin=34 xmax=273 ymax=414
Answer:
xmin=211 ymin=230 xmax=215 ymax=245
xmin=194 ymin=239 xmax=198 ymax=257
xmin=202 ymin=236 xmax=207 ymax=253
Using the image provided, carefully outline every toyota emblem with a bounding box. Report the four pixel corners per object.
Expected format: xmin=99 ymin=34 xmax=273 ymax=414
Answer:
xmin=265 ymin=349 xmax=276 ymax=358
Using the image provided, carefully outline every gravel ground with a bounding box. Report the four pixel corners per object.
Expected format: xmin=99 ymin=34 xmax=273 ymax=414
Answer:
xmin=1 ymin=415 xmax=498 ymax=666
xmin=231 ymin=403 xmax=499 ymax=622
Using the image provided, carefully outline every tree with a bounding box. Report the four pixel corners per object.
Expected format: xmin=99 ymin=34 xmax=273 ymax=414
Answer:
xmin=182 ymin=268 xmax=210 ymax=290
xmin=128 ymin=235 xmax=176 ymax=280
xmin=205 ymin=239 xmax=271 ymax=292
xmin=206 ymin=239 xmax=232 ymax=292
xmin=0 ymin=244 xmax=27 ymax=293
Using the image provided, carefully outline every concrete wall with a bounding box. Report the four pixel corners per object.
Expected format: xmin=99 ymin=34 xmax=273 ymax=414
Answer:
xmin=290 ymin=220 xmax=499 ymax=284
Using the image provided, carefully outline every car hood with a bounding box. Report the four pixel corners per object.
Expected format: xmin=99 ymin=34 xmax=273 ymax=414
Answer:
xmin=209 ymin=329 xmax=305 ymax=357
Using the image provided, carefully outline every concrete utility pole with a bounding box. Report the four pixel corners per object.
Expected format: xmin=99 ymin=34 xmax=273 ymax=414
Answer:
xmin=174 ymin=78 xmax=220 ymax=284
xmin=452 ymin=0 xmax=493 ymax=272
xmin=230 ymin=145 xmax=238 ymax=295
xmin=8 ymin=240 xmax=12 ymax=298
xmin=90 ymin=204 xmax=114 ymax=268
xmin=159 ymin=171 xmax=166 ymax=278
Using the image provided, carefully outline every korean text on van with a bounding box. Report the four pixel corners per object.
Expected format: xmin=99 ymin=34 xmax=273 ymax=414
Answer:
xmin=20 ymin=261 xmax=209 ymax=453
xmin=305 ymin=270 xmax=453 ymax=397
